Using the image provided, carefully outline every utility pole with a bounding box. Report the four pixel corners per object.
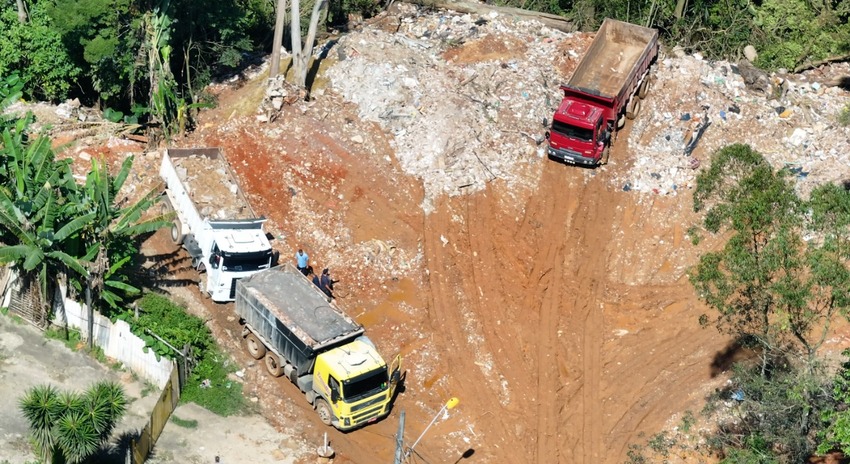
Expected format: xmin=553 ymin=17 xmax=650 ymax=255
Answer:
xmin=393 ymin=410 xmax=405 ymax=464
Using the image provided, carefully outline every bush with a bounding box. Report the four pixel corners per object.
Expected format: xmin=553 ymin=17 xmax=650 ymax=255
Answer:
xmin=120 ymin=293 xmax=247 ymax=416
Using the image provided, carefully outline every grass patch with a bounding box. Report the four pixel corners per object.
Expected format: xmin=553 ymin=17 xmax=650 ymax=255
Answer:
xmin=126 ymin=293 xmax=249 ymax=416
xmin=180 ymin=348 xmax=248 ymax=416
xmin=839 ymin=103 xmax=850 ymax=127
xmin=45 ymin=325 xmax=82 ymax=350
xmin=170 ymin=415 xmax=199 ymax=429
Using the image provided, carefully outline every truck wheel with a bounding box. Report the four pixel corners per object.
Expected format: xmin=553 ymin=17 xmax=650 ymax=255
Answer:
xmin=617 ymin=115 xmax=626 ymax=129
xmin=626 ymin=98 xmax=641 ymax=120
xmin=170 ymin=220 xmax=185 ymax=245
xmin=265 ymin=352 xmax=284 ymax=377
xmin=245 ymin=333 xmax=266 ymax=360
xmin=601 ymin=145 xmax=611 ymax=165
xmin=638 ymin=77 xmax=651 ymax=99
xmin=160 ymin=196 xmax=173 ymax=216
xmin=315 ymin=399 xmax=333 ymax=426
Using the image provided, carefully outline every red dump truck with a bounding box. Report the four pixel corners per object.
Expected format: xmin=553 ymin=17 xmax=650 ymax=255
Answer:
xmin=546 ymin=18 xmax=659 ymax=166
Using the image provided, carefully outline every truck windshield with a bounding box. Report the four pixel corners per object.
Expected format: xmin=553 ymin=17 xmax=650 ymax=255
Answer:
xmin=222 ymin=249 xmax=272 ymax=272
xmin=552 ymin=120 xmax=594 ymax=143
xmin=343 ymin=369 xmax=389 ymax=401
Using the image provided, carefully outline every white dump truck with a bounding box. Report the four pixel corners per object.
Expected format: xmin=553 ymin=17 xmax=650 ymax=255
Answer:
xmin=160 ymin=147 xmax=275 ymax=302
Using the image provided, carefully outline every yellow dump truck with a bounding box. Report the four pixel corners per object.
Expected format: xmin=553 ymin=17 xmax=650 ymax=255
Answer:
xmin=235 ymin=264 xmax=401 ymax=430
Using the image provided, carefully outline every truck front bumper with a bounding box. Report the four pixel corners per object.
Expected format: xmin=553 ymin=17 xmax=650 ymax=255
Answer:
xmin=548 ymin=145 xmax=598 ymax=166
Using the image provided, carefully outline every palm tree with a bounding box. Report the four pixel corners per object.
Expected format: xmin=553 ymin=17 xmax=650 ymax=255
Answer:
xmin=19 ymin=381 xmax=127 ymax=464
xmin=0 ymin=131 xmax=92 ymax=324
xmin=73 ymin=156 xmax=168 ymax=340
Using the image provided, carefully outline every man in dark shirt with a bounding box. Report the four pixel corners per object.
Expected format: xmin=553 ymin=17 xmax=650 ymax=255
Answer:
xmin=320 ymin=268 xmax=335 ymax=299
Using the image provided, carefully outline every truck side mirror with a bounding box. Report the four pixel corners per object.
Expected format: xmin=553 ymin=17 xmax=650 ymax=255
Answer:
xmin=210 ymin=254 xmax=220 ymax=269
xmin=544 ymin=131 xmax=550 ymax=140
xmin=331 ymin=389 xmax=340 ymax=403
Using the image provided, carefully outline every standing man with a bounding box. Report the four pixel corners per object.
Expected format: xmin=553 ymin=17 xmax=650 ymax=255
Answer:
xmin=296 ymin=249 xmax=309 ymax=275
xmin=320 ymin=268 xmax=336 ymax=300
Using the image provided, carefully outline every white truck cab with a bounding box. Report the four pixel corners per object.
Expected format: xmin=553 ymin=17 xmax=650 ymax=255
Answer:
xmin=160 ymin=148 xmax=275 ymax=302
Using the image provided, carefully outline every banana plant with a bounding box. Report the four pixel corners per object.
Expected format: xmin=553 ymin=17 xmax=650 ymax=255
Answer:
xmin=0 ymin=129 xmax=91 ymax=318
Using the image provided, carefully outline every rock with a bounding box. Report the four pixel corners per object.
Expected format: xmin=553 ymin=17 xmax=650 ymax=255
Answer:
xmin=78 ymin=151 xmax=92 ymax=161
xmin=351 ymin=134 xmax=365 ymax=144
xmin=672 ymin=45 xmax=686 ymax=58
xmin=743 ymin=45 xmax=758 ymax=62
xmin=736 ymin=59 xmax=771 ymax=93
xmin=788 ymin=128 xmax=808 ymax=147
xmin=272 ymin=97 xmax=284 ymax=110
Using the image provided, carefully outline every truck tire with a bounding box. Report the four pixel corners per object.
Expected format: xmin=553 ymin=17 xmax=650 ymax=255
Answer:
xmin=638 ymin=77 xmax=651 ymax=99
xmin=170 ymin=220 xmax=185 ymax=245
xmin=265 ymin=352 xmax=284 ymax=377
xmin=160 ymin=196 xmax=173 ymax=216
xmin=601 ymin=145 xmax=611 ymax=165
xmin=245 ymin=333 xmax=266 ymax=360
xmin=626 ymin=98 xmax=641 ymax=120
xmin=315 ymin=399 xmax=333 ymax=426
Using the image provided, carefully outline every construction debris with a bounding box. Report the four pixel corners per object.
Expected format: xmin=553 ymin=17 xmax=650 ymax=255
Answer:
xmin=324 ymin=4 xmax=850 ymax=209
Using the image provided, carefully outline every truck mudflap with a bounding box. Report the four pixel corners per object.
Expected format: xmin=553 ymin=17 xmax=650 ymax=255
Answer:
xmin=548 ymin=145 xmax=598 ymax=166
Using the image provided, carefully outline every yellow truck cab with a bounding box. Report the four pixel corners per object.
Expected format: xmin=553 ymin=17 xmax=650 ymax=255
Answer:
xmin=313 ymin=338 xmax=399 ymax=429
xmin=235 ymin=264 xmax=401 ymax=430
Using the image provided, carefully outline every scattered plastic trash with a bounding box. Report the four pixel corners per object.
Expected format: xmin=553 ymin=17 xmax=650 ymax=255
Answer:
xmin=775 ymin=106 xmax=786 ymax=115
xmin=684 ymin=116 xmax=712 ymax=157
xmin=719 ymin=110 xmax=727 ymax=121
xmin=728 ymin=104 xmax=741 ymax=114
xmin=731 ymin=389 xmax=745 ymax=402
xmin=680 ymin=113 xmax=691 ymax=121
xmin=788 ymin=166 xmax=809 ymax=179
xmin=779 ymin=108 xmax=793 ymax=118
xmin=650 ymin=172 xmax=661 ymax=179
xmin=623 ymin=183 xmax=632 ymax=192
xmin=200 ymin=379 xmax=212 ymax=389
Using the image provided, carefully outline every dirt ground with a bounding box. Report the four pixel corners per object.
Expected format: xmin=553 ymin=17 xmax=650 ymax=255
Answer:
xmin=6 ymin=5 xmax=850 ymax=464
xmin=162 ymin=44 xmax=733 ymax=464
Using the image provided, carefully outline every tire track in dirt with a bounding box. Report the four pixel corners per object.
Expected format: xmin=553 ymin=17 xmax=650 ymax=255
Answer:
xmin=518 ymin=166 xmax=612 ymax=464
xmin=516 ymin=165 xmax=574 ymax=464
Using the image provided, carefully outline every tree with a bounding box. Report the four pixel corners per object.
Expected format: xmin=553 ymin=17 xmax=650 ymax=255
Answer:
xmin=72 ymin=156 xmax=169 ymax=344
xmin=692 ymin=144 xmax=850 ymax=462
xmin=0 ymin=130 xmax=93 ymax=322
xmin=0 ymin=7 xmax=80 ymax=101
xmin=290 ymin=0 xmax=328 ymax=89
xmin=19 ymin=381 xmax=127 ymax=464
xmin=269 ymin=0 xmax=287 ymax=78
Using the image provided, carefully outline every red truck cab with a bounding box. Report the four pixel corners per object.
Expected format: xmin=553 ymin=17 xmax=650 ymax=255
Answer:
xmin=547 ymin=91 xmax=611 ymax=166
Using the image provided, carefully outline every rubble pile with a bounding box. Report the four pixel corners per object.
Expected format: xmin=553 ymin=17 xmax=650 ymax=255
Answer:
xmin=257 ymin=74 xmax=308 ymax=123
xmin=172 ymin=155 xmax=255 ymax=219
xmin=624 ymin=56 xmax=850 ymax=199
xmin=325 ymin=4 xmax=850 ymax=209
xmin=326 ymin=4 xmax=583 ymax=212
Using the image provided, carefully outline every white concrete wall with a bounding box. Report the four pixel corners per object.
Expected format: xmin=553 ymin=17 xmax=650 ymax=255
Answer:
xmin=54 ymin=295 xmax=174 ymax=388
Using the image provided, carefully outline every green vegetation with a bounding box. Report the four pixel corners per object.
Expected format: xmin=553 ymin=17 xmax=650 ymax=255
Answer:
xmin=689 ymin=143 xmax=850 ymax=462
xmin=0 ymin=101 xmax=167 ymax=325
xmin=839 ymin=103 xmax=850 ymax=127
xmin=19 ymin=381 xmax=127 ymax=464
xmin=44 ymin=326 xmax=108 ymax=363
xmin=170 ymin=415 xmax=199 ymax=428
xmin=125 ymin=293 xmax=247 ymax=416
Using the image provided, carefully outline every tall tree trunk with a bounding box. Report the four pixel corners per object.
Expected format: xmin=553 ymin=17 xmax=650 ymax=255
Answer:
xmin=290 ymin=0 xmax=302 ymax=85
xmin=674 ymin=0 xmax=687 ymax=19
xmin=296 ymin=0 xmax=328 ymax=87
xmin=270 ymin=0 xmax=287 ymax=78
xmin=16 ymin=0 xmax=27 ymax=23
